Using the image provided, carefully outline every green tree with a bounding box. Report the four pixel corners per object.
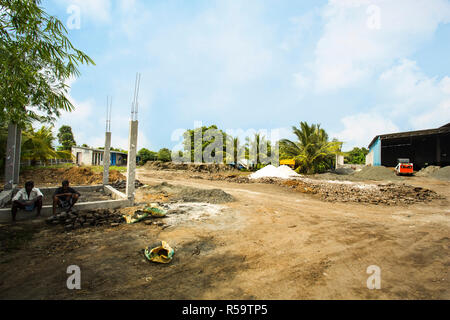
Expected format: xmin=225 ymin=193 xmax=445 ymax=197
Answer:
xmin=57 ymin=125 xmax=76 ymax=151
xmin=345 ymin=147 xmax=369 ymax=164
xmin=0 ymin=0 xmax=95 ymax=126
xmin=157 ymin=148 xmax=172 ymax=162
xmin=21 ymin=125 xmax=72 ymax=165
xmin=182 ymin=125 xmax=228 ymax=163
xmin=138 ymin=148 xmax=158 ymax=165
xmin=280 ymin=122 xmax=342 ymax=174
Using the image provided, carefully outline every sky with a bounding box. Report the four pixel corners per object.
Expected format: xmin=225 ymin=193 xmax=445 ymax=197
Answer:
xmin=43 ymin=0 xmax=450 ymax=152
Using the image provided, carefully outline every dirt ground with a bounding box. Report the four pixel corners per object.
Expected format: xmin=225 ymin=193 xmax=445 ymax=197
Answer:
xmin=0 ymin=167 xmax=449 ymax=299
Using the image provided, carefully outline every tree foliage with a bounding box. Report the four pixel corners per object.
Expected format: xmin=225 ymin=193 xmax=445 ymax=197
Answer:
xmin=138 ymin=148 xmax=157 ymax=165
xmin=57 ymin=125 xmax=76 ymax=151
xmin=21 ymin=125 xmax=72 ymax=165
xmin=344 ymin=147 xmax=369 ymax=164
xmin=157 ymin=148 xmax=172 ymax=162
xmin=0 ymin=0 xmax=95 ymax=125
xmin=280 ymin=122 xmax=342 ymax=174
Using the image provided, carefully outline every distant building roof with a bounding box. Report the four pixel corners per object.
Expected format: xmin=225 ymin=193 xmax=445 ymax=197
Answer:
xmin=72 ymin=146 xmax=127 ymax=155
xmin=368 ymin=123 xmax=450 ymax=149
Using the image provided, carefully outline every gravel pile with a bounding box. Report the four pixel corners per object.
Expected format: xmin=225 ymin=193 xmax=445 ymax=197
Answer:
xmin=46 ymin=209 xmax=126 ymax=231
xmin=430 ymin=166 xmax=450 ymax=181
xmin=351 ymin=166 xmax=402 ymax=181
xmin=415 ymin=166 xmax=441 ymax=177
xmin=141 ymin=182 xmax=235 ymax=204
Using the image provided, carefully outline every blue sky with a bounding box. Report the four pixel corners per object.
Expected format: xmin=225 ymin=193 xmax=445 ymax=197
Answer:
xmin=45 ymin=0 xmax=450 ymax=151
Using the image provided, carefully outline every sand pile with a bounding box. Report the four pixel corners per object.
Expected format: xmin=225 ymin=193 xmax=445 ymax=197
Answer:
xmin=351 ymin=166 xmax=402 ymax=181
xmin=249 ymin=165 xmax=301 ymax=180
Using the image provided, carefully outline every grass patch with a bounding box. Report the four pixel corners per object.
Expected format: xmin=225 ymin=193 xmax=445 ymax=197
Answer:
xmin=91 ymin=165 xmax=127 ymax=173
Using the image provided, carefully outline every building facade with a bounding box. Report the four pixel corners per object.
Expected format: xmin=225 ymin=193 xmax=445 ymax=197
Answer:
xmin=71 ymin=146 xmax=127 ymax=166
xmin=366 ymin=123 xmax=450 ymax=169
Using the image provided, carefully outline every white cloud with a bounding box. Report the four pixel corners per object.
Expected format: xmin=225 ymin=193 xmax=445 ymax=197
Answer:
xmin=377 ymin=59 xmax=450 ymax=129
xmin=309 ymin=0 xmax=450 ymax=92
xmin=333 ymin=113 xmax=399 ymax=150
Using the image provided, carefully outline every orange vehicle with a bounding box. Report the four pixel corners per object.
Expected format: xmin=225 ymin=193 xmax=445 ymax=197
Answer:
xmin=395 ymin=159 xmax=414 ymax=176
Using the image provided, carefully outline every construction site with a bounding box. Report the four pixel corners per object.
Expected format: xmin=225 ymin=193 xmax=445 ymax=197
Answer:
xmin=0 ymin=140 xmax=449 ymax=299
xmin=1 ymin=1 xmax=450 ymax=303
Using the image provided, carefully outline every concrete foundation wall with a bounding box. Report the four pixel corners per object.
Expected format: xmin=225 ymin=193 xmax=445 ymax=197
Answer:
xmin=0 ymin=185 xmax=131 ymax=223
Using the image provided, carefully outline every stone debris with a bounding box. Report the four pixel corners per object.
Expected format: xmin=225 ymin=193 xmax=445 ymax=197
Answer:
xmin=46 ymin=209 xmax=126 ymax=231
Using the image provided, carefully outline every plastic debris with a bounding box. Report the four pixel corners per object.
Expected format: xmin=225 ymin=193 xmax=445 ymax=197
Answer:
xmin=144 ymin=241 xmax=174 ymax=264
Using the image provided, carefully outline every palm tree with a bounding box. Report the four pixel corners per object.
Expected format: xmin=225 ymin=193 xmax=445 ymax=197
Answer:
xmin=280 ymin=121 xmax=342 ymax=174
xmin=21 ymin=125 xmax=73 ymax=165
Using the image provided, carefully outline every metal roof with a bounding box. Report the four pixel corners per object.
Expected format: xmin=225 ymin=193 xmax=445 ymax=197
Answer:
xmin=368 ymin=123 xmax=450 ymax=148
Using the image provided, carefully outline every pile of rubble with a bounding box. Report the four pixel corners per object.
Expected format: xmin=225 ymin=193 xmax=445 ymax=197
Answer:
xmin=46 ymin=209 xmax=126 ymax=231
xmin=111 ymin=179 xmax=144 ymax=191
xmin=280 ymin=179 xmax=443 ymax=205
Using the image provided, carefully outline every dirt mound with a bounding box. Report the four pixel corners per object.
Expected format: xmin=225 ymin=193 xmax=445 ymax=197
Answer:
xmin=140 ymin=182 xmax=235 ymax=204
xmin=430 ymin=166 xmax=450 ymax=181
xmin=280 ymin=179 xmax=442 ymax=205
xmin=144 ymin=161 xmax=238 ymax=173
xmin=351 ymin=166 xmax=402 ymax=181
xmin=19 ymin=167 xmax=126 ymax=186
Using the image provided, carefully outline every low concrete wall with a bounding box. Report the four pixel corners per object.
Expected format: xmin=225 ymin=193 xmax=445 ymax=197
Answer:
xmin=104 ymin=185 xmax=127 ymax=200
xmin=0 ymin=185 xmax=132 ymax=223
xmin=0 ymin=190 xmax=13 ymax=208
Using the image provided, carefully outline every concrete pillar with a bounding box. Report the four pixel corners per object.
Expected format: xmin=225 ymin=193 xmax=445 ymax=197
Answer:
xmin=13 ymin=126 xmax=21 ymax=184
xmin=126 ymin=120 xmax=138 ymax=201
xmin=103 ymin=132 xmax=111 ymax=185
xmin=4 ymin=123 xmax=20 ymax=190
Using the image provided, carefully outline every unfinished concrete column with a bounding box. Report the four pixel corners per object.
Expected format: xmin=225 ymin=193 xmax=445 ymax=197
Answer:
xmin=103 ymin=132 xmax=111 ymax=185
xmin=13 ymin=126 xmax=21 ymax=185
xmin=126 ymin=120 xmax=138 ymax=201
xmin=4 ymin=123 xmax=20 ymax=190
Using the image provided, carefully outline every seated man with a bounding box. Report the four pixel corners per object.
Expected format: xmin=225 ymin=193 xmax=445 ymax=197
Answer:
xmin=53 ymin=180 xmax=81 ymax=215
xmin=11 ymin=181 xmax=43 ymax=222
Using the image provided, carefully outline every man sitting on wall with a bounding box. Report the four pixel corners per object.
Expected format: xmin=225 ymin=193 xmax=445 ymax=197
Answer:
xmin=11 ymin=181 xmax=43 ymax=222
xmin=53 ymin=180 xmax=81 ymax=215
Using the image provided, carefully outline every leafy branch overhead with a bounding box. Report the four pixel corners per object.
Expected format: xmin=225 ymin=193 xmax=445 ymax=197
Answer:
xmin=0 ymin=0 xmax=95 ymax=125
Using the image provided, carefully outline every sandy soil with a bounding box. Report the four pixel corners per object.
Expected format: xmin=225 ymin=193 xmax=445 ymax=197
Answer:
xmin=0 ymin=168 xmax=449 ymax=299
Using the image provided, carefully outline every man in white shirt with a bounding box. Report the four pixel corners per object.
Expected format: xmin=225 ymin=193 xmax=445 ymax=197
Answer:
xmin=11 ymin=181 xmax=43 ymax=222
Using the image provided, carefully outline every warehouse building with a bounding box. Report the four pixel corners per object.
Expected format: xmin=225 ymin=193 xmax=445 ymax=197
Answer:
xmin=366 ymin=123 xmax=450 ymax=170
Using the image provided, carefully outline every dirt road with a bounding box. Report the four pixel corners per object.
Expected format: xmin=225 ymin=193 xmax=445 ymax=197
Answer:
xmin=0 ymin=168 xmax=449 ymax=299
